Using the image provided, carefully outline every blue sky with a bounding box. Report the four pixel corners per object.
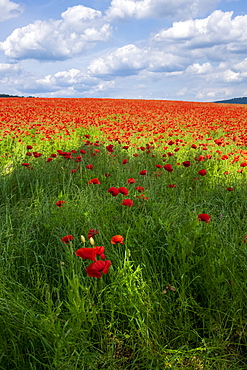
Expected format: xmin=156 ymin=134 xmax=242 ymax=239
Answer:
xmin=1 ymin=0 xmax=247 ymax=101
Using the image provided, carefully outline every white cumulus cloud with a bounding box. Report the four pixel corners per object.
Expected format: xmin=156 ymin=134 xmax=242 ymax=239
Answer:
xmin=0 ymin=0 xmax=23 ymax=22
xmin=0 ymin=5 xmax=112 ymax=60
xmin=106 ymin=0 xmax=220 ymax=20
xmin=154 ymin=10 xmax=247 ymax=55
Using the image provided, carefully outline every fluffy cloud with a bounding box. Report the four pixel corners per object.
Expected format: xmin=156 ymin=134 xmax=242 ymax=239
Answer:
xmin=0 ymin=0 xmax=23 ymax=22
xmin=88 ymin=44 xmax=189 ymax=77
xmin=0 ymin=62 xmax=22 ymax=75
xmin=106 ymin=0 xmax=220 ymax=20
xmin=0 ymin=5 xmax=111 ymax=60
xmin=88 ymin=44 xmax=148 ymax=76
xmin=154 ymin=10 xmax=247 ymax=57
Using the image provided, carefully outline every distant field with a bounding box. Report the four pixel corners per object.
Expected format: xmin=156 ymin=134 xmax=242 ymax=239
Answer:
xmin=1 ymin=98 xmax=247 ymax=370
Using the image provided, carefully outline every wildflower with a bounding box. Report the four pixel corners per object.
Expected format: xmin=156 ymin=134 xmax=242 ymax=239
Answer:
xmin=121 ymin=199 xmax=134 ymax=207
xmin=105 ymin=173 xmax=111 ymax=177
xmin=86 ymin=259 xmax=111 ymax=278
xmin=108 ymin=187 xmax=119 ymax=197
xmin=167 ymin=184 xmax=177 ymax=188
xmin=118 ymin=187 xmax=129 ymax=196
xmin=88 ymin=229 xmax=99 ymax=239
xmin=46 ymin=158 xmax=53 ymax=162
xmin=122 ymin=159 xmax=128 ymax=164
xmin=61 ymin=235 xmax=74 ymax=244
xmin=33 ymin=152 xmax=42 ymax=158
xmin=71 ymin=169 xmax=77 ymax=174
xmin=111 ymin=235 xmax=124 ymax=245
xmin=155 ymin=164 xmax=163 ymax=168
xmin=182 ymin=161 xmax=190 ymax=167
xmin=80 ymin=149 xmax=86 ymax=154
xmin=106 ymin=144 xmax=114 ymax=153
xmin=244 ymin=236 xmax=247 ymax=244
xmin=26 ymin=145 xmax=33 ymax=149
xmin=21 ymin=163 xmax=30 ymax=167
xmin=198 ymin=169 xmax=207 ymax=176
xmin=26 ymin=152 xmax=32 ymax=156
xmin=198 ymin=213 xmax=210 ymax=223
xmin=76 ymin=247 xmax=97 ymax=261
xmin=86 ymin=164 xmax=94 ymax=169
xmin=81 ymin=235 xmax=86 ymax=243
xmin=226 ymin=187 xmax=234 ymax=191
xmin=139 ymin=170 xmax=147 ymax=175
xmin=88 ymin=178 xmax=101 ymax=184
xmin=164 ymin=164 xmax=173 ymax=172
xmin=55 ymin=200 xmax=66 ymax=207
xmin=127 ymin=178 xmax=136 ymax=184
xmin=135 ymin=186 xmax=145 ymax=192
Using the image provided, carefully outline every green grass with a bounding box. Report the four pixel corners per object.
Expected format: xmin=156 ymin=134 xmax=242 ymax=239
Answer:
xmin=0 ymin=128 xmax=247 ymax=369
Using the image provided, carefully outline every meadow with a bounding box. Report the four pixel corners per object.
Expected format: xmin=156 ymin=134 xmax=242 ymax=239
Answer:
xmin=0 ymin=97 xmax=247 ymax=369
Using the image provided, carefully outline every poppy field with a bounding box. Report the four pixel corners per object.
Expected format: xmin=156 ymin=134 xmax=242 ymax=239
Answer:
xmin=1 ymin=97 xmax=247 ymax=369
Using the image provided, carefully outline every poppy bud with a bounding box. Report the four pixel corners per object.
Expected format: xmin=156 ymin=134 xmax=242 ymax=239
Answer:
xmin=89 ymin=237 xmax=95 ymax=246
xmin=81 ymin=235 xmax=86 ymax=243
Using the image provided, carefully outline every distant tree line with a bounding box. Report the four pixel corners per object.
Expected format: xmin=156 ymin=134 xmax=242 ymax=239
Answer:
xmin=0 ymin=94 xmax=34 ymax=98
xmin=214 ymin=97 xmax=247 ymax=104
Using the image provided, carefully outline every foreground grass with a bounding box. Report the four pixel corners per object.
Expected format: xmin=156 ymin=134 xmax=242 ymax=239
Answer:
xmin=0 ymin=129 xmax=247 ymax=369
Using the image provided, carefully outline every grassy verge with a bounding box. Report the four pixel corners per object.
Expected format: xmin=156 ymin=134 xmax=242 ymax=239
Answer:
xmin=0 ymin=126 xmax=247 ymax=369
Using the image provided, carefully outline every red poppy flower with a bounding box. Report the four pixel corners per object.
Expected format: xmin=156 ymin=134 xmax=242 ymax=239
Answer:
xmin=111 ymin=235 xmax=124 ymax=244
xmin=26 ymin=145 xmax=33 ymax=150
xmin=122 ymin=159 xmax=128 ymax=164
xmin=108 ymin=187 xmax=119 ymax=196
xmin=139 ymin=170 xmax=147 ymax=175
xmin=86 ymin=259 xmax=111 ymax=278
xmin=127 ymin=178 xmax=136 ymax=184
xmin=33 ymin=152 xmax=42 ymax=158
xmin=86 ymin=164 xmax=94 ymax=169
xmin=88 ymin=229 xmax=99 ymax=239
xmin=80 ymin=149 xmax=86 ymax=154
xmin=182 ymin=161 xmax=190 ymax=167
xmin=75 ymin=247 xmax=97 ymax=262
xmin=61 ymin=235 xmax=74 ymax=244
xmin=56 ymin=200 xmax=66 ymax=207
xmin=244 ymin=236 xmax=247 ymax=244
xmin=88 ymin=178 xmax=101 ymax=184
xmin=226 ymin=187 xmax=234 ymax=191
xmin=105 ymin=173 xmax=111 ymax=177
xmin=121 ymin=199 xmax=134 ymax=207
xmin=71 ymin=169 xmax=77 ymax=174
xmin=164 ymin=164 xmax=173 ymax=172
xmin=135 ymin=186 xmax=145 ymax=192
xmin=21 ymin=163 xmax=30 ymax=167
xmin=46 ymin=158 xmax=53 ymax=162
xmin=167 ymin=184 xmax=177 ymax=188
xmin=198 ymin=214 xmax=210 ymax=223
xmin=118 ymin=187 xmax=128 ymax=196
xmin=155 ymin=164 xmax=163 ymax=168
xmin=106 ymin=144 xmax=114 ymax=153
xmin=26 ymin=152 xmax=32 ymax=156
xmin=198 ymin=169 xmax=207 ymax=176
